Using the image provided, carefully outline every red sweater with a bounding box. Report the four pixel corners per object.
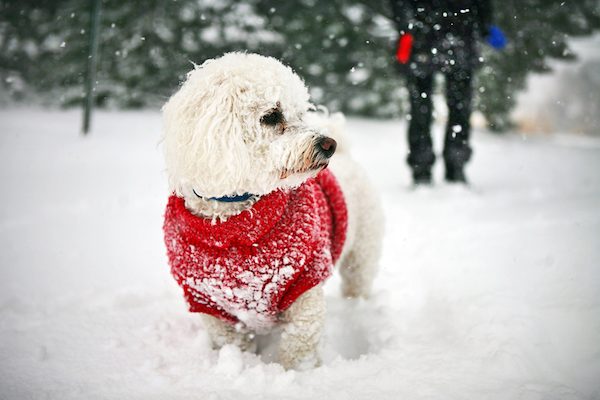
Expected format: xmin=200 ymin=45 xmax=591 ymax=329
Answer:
xmin=163 ymin=170 xmax=347 ymax=332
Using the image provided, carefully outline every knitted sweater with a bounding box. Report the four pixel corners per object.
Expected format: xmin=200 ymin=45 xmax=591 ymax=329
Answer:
xmin=163 ymin=169 xmax=347 ymax=332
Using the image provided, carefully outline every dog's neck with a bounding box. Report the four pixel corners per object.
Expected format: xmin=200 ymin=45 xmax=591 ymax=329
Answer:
xmin=184 ymin=195 xmax=259 ymax=222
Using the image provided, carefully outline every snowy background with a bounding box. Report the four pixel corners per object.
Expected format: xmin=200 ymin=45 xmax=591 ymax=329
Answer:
xmin=512 ymin=34 xmax=600 ymax=134
xmin=3 ymin=0 xmax=599 ymax=129
xmin=1 ymin=105 xmax=599 ymax=399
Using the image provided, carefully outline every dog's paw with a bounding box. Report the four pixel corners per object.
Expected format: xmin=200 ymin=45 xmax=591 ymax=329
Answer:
xmin=341 ymin=284 xmax=371 ymax=300
xmin=280 ymin=351 xmax=321 ymax=371
xmin=210 ymin=332 xmax=257 ymax=353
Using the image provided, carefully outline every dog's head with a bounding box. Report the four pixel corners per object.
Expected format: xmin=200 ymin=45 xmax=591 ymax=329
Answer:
xmin=162 ymin=52 xmax=336 ymax=200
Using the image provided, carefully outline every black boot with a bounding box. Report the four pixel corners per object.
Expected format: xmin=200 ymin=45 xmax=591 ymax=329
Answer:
xmin=407 ymin=149 xmax=435 ymax=186
xmin=409 ymin=154 xmax=434 ymax=185
xmin=413 ymin=169 xmax=432 ymax=185
xmin=445 ymin=164 xmax=467 ymax=183
xmin=443 ymin=146 xmax=471 ymax=184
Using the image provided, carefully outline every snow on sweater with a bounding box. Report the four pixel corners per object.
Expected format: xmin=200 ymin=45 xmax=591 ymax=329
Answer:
xmin=163 ymin=169 xmax=347 ymax=332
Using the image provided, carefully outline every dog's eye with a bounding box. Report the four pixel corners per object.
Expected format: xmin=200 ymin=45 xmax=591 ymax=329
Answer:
xmin=261 ymin=109 xmax=284 ymax=126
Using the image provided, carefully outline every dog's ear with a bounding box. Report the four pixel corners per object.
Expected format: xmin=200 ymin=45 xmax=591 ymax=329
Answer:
xmin=162 ymin=70 xmax=252 ymax=198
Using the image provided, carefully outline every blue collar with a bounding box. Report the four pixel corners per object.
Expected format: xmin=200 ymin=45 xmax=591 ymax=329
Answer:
xmin=193 ymin=189 xmax=254 ymax=203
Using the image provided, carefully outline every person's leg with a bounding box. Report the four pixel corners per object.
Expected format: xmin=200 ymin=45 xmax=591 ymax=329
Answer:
xmin=407 ymin=71 xmax=435 ymax=184
xmin=443 ymin=67 xmax=473 ymax=182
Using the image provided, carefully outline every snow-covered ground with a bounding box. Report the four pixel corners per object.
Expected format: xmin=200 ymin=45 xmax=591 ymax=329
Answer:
xmin=1 ymin=109 xmax=599 ymax=399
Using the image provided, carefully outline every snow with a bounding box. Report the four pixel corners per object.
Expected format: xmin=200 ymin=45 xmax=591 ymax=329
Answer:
xmin=512 ymin=34 xmax=600 ymax=135
xmin=1 ymin=108 xmax=599 ymax=399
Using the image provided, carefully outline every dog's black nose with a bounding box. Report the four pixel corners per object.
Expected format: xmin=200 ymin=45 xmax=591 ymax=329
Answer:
xmin=316 ymin=136 xmax=337 ymax=158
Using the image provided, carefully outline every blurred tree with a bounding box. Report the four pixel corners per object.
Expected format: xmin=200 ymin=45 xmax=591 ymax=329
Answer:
xmin=0 ymin=0 xmax=73 ymax=101
xmin=476 ymin=0 xmax=600 ymax=130
xmin=0 ymin=0 xmax=284 ymax=107
xmin=0 ymin=0 xmax=599 ymax=130
xmin=256 ymin=0 xmax=405 ymax=117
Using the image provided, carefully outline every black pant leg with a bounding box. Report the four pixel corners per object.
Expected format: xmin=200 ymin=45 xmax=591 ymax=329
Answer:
xmin=443 ymin=67 xmax=473 ymax=168
xmin=407 ymin=72 xmax=435 ymax=175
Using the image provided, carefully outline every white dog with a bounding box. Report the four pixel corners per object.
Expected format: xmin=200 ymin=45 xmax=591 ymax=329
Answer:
xmin=162 ymin=53 xmax=382 ymax=369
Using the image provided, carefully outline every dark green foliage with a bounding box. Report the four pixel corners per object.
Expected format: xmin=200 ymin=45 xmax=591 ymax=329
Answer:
xmin=257 ymin=0 xmax=406 ymax=117
xmin=476 ymin=0 xmax=600 ymax=131
xmin=1 ymin=0 xmax=599 ymax=129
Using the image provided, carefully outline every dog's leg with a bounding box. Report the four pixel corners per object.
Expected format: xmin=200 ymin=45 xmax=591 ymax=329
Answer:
xmin=330 ymin=155 xmax=383 ymax=299
xmin=340 ymin=248 xmax=379 ymax=298
xmin=279 ymin=284 xmax=325 ymax=370
xmin=201 ymin=315 xmax=256 ymax=352
xmin=339 ymin=202 xmax=383 ymax=299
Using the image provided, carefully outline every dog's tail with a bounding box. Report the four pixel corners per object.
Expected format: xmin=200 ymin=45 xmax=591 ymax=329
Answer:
xmin=306 ymin=109 xmax=350 ymax=154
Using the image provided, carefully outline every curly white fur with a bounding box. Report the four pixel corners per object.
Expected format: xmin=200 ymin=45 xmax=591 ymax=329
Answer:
xmin=162 ymin=52 xmax=383 ymax=369
xmin=164 ymin=53 xmax=320 ymax=200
